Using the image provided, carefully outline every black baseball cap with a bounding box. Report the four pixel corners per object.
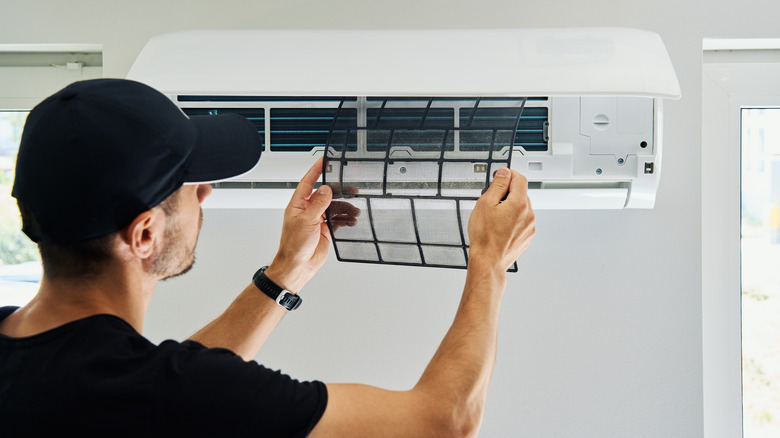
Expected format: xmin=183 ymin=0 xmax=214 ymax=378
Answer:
xmin=12 ymin=78 xmax=263 ymax=245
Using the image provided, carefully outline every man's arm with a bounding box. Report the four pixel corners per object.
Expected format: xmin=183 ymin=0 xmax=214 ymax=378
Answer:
xmin=309 ymin=167 xmax=536 ymax=438
xmin=189 ymin=158 xmax=334 ymax=360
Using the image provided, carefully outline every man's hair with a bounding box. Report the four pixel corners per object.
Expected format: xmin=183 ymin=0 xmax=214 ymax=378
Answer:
xmin=18 ymin=188 xmax=182 ymax=279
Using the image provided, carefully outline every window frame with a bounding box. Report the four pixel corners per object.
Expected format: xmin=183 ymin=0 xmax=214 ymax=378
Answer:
xmin=702 ymin=43 xmax=780 ymax=438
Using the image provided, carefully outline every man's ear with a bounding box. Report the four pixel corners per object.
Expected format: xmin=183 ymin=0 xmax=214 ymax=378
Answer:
xmin=120 ymin=209 xmax=163 ymax=260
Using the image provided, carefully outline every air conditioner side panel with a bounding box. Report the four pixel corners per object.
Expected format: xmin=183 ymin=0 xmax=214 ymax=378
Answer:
xmin=511 ymin=96 xmax=658 ymax=208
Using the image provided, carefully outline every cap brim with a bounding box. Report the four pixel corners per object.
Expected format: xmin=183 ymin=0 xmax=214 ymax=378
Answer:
xmin=184 ymin=113 xmax=263 ymax=183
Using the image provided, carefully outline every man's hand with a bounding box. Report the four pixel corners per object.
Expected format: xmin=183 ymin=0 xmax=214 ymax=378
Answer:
xmin=189 ymin=158 xmax=336 ymax=359
xmin=265 ymin=157 xmax=333 ymax=292
xmin=468 ymin=167 xmax=536 ymax=272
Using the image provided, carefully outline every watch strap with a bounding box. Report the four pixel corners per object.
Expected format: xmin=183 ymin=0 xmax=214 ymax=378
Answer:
xmin=252 ymin=266 xmax=302 ymax=311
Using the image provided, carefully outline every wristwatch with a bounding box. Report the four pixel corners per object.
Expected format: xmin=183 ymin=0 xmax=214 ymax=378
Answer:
xmin=252 ymin=266 xmax=302 ymax=311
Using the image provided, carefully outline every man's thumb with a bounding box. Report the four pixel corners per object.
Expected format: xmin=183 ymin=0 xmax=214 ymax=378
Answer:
xmin=482 ymin=167 xmax=511 ymax=204
xmin=308 ymin=185 xmax=333 ymax=216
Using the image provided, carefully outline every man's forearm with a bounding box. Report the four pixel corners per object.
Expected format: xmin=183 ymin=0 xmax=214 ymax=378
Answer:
xmin=310 ymin=263 xmax=507 ymax=438
xmin=414 ymin=260 xmax=507 ymax=433
xmin=188 ymin=283 xmax=286 ymax=361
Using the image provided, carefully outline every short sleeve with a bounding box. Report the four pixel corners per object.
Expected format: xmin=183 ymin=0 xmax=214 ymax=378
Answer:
xmin=151 ymin=340 xmax=327 ymax=437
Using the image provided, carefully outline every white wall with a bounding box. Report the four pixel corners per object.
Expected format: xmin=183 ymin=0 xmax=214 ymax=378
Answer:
xmin=4 ymin=0 xmax=780 ymax=436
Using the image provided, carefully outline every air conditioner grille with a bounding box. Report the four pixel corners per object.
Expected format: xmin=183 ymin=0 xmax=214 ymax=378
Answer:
xmin=271 ymin=108 xmax=358 ymax=152
xmin=178 ymin=96 xmax=548 ymax=154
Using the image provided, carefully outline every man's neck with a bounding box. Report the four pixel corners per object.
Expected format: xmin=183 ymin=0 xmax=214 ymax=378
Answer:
xmin=0 ymin=263 xmax=155 ymax=338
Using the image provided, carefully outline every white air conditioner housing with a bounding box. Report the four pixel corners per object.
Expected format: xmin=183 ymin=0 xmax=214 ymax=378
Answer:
xmin=127 ymin=28 xmax=680 ymax=209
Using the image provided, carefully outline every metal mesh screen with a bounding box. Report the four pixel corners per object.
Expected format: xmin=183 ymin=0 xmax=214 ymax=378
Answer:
xmin=323 ymin=98 xmax=528 ymax=271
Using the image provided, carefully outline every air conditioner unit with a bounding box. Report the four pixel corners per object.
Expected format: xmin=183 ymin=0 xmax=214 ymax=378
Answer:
xmin=127 ymin=28 xmax=680 ymax=210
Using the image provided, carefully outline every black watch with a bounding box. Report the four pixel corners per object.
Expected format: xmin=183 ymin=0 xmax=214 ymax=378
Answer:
xmin=252 ymin=266 xmax=302 ymax=311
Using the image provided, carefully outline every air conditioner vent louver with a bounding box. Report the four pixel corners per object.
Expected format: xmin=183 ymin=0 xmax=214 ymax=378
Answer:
xmin=179 ymin=96 xmax=549 ymax=154
xmin=271 ymin=107 xmax=358 ymax=152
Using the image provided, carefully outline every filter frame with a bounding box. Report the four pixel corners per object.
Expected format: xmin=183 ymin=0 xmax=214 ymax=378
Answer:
xmin=323 ymin=97 xmax=528 ymax=272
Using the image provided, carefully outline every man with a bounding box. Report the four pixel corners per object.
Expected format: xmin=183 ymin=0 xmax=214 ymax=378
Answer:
xmin=0 ymin=79 xmax=535 ymax=437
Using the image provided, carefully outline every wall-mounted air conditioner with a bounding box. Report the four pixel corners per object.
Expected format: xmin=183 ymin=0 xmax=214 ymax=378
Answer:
xmin=127 ymin=28 xmax=680 ymax=210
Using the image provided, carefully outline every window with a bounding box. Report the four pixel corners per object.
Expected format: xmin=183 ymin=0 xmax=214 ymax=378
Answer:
xmin=0 ymin=44 xmax=102 ymax=306
xmin=0 ymin=111 xmax=39 ymax=306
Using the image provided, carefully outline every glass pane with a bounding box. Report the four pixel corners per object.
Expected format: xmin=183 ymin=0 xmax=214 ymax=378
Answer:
xmin=741 ymin=108 xmax=780 ymax=437
xmin=0 ymin=111 xmax=40 ymax=307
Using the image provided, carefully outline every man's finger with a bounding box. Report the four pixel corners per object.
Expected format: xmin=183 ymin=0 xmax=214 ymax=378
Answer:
xmin=505 ymin=170 xmax=529 ymax=202
xmin=479 ymin=167 xmax=512 ymax=205
xmin=306 ymin=185 xmax=333 ymax=220
xmin=290 ymin=157 xmax=325 ymax=207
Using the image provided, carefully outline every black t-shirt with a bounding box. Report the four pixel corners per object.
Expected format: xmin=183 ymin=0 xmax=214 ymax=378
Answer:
xmin=0 ymin=306 xmax=327 ymax=437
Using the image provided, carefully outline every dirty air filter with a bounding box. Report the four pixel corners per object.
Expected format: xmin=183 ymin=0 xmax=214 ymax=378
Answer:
xmin=323 ymin=97 xmax=530 ymax=272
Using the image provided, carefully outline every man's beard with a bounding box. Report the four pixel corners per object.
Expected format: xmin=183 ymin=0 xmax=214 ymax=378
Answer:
xmin=151 ymin=208 xmax=203 ymax=281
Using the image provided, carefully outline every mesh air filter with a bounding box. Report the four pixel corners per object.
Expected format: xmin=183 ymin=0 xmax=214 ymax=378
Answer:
xmin=323 ymin=98 xmax=528 ymax=272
